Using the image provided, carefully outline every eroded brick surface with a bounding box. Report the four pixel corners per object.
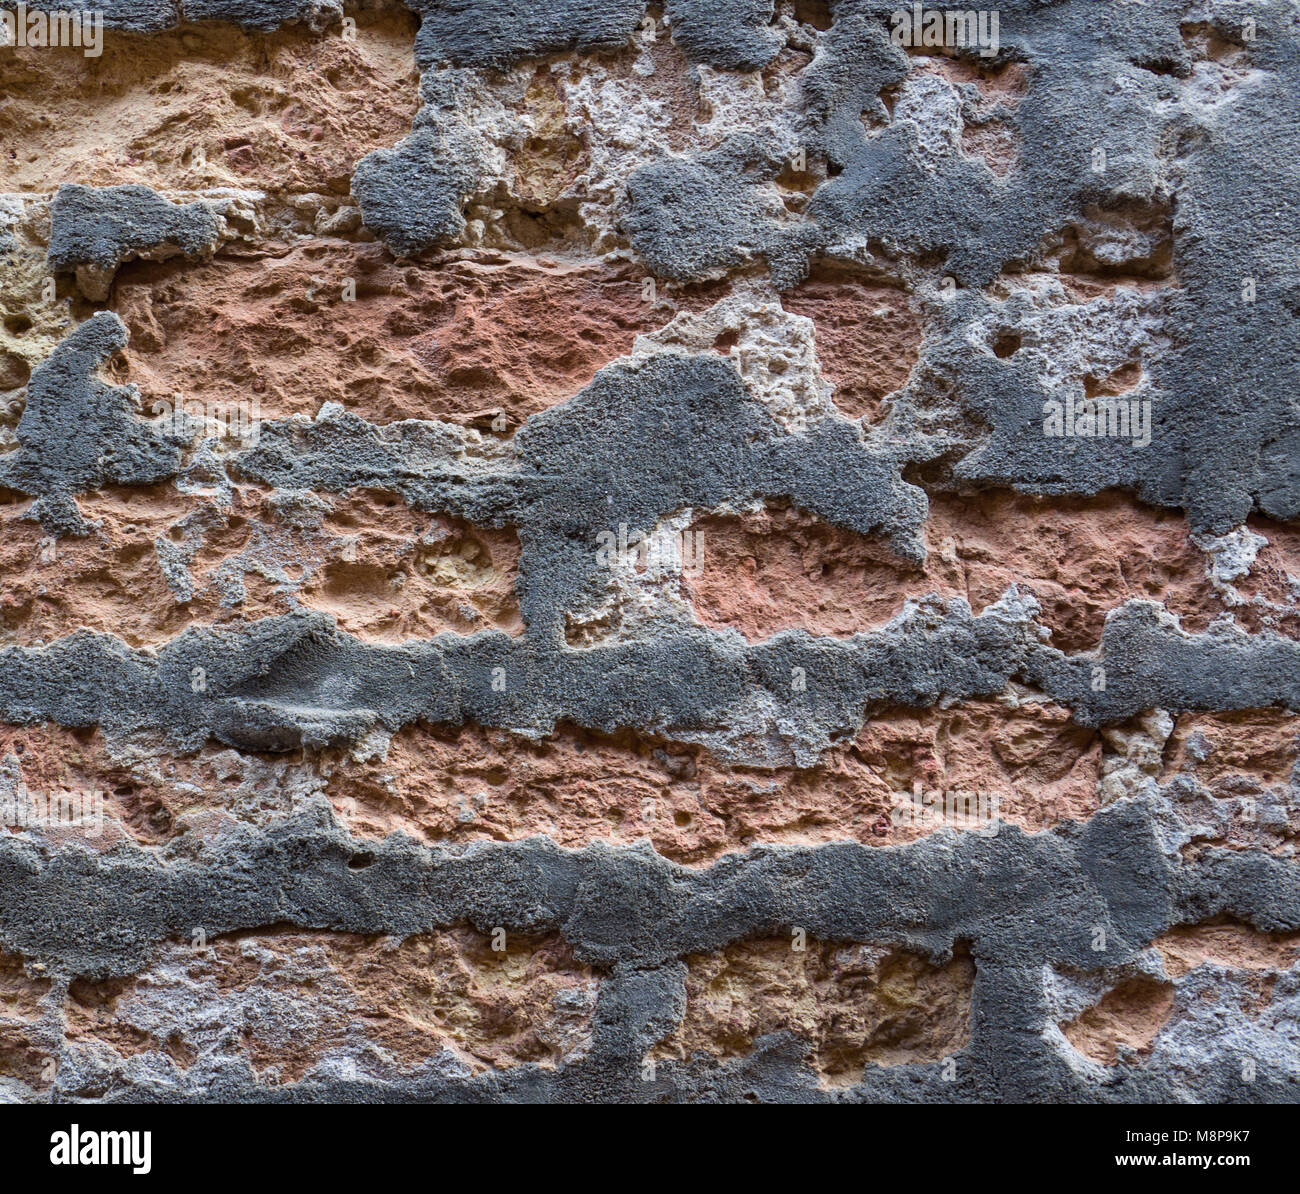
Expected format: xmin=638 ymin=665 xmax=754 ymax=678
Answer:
xmin=687 ymin=493 xmax=1300 ymax=648
xmin=0 ymin=8 xmax=420 ymax=194
xmin=0 ymin=485 xmax=521 ymax=646
xmin=61 ymin=929 xmax=597 ymax=1084
xmin=655 ymin=938 xmax=974 ymax=1084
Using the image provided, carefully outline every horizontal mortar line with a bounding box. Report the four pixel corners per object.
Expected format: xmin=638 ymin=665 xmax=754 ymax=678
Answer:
xmin=0 ymin=603 xmax=1294 ymax=743
xmin=2 ymin=800 xmax=1295 ymax=977
xmin=5 ymin=802 xmax=1297 ymax=1101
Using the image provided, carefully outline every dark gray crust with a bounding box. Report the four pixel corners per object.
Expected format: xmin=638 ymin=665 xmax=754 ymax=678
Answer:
xmin=48 ymin=184 xmax=221 ymax=275
xmin=0 ymin=313 xmax=180 ymax=536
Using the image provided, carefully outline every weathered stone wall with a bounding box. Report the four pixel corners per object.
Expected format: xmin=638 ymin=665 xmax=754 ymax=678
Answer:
xmin=1 ymin=0 xmax=1298 ymax=1103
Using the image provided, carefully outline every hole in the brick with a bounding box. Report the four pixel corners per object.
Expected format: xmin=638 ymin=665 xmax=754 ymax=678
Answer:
xmin=347 ymin=851 xmax=376 ymax=870
xmin=1083 ymin=360 xmax=1142 ymax=398
xmin=992 ymin=331 xmax=1021 ymax=358
xmin=792 ymin=0 xmax=833 ymax=31
xmin=1180 ymin=22 xmax=1249 ymax=64
xmin=1056 ymin=198 xmax=1176 ymax=281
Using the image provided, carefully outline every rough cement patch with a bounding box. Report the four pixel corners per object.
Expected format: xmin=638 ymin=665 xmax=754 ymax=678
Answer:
xmin=0 ymin=313 xmax=181 ymax=535
xmin=48 ymin=184 xmax=223 ymax=301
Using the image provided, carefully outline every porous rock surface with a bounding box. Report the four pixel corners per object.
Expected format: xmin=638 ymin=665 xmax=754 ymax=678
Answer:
xmin=1 ymin=0 xmax=1299 ymax=1104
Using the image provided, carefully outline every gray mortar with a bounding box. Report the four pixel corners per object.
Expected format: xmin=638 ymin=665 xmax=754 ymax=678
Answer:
xmin=48 ymin=184 xmax=223 ymax=300
xmin=351 ymin=72 xmax=492 ymax=257
xmin=407 ymin=0 xmax=645 ymax=72
xmin=181 ymin=0 xmax=341 ymax=32
xmin=0 ymin=0 xmax=177 ymax=32
xmin=2 ymin=797 xmax=1297 ymax=1102
xmin=662 ymin=0 xmax=783 ymax=73
xmin=405 ymin=0 xmax=787 ymax=74
xmin=620 ymin=136 xmax=818 ymax=288
xmin=48 ymin=186 xmax=221 ymax=271
xmin=0 ymin=0 xmax=334 ymax=32
xmin=1 ymin=594 xmax=1297 ymax=767
xmin=0 ymin=312 xmax=181 ymax=535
